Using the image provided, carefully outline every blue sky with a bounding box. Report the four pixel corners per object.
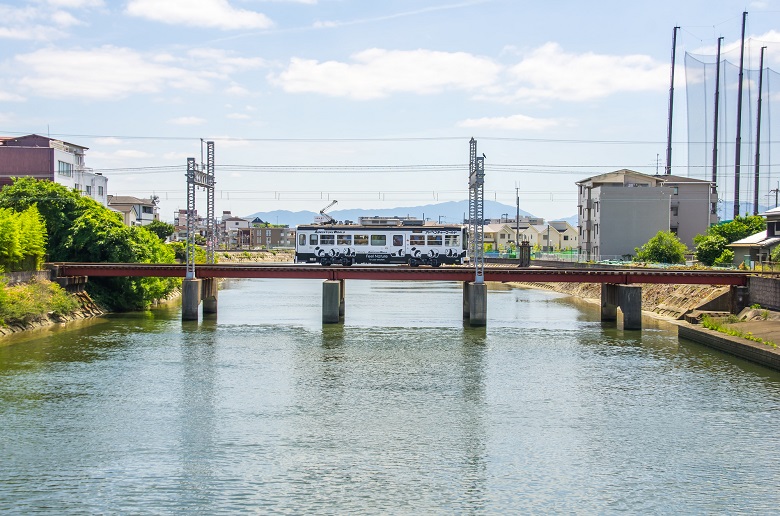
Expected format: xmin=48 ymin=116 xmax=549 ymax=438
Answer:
xmin=1 ymin=0 xmax=779 ymax=222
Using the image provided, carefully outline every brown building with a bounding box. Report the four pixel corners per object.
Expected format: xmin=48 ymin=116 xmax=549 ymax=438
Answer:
xmin=0 ymin=134 xmax=108 ymax=205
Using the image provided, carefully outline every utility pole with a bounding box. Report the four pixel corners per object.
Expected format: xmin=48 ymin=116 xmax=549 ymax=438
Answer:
xmin=515 ymin=186 xmax=520 ymax=250
xmin=711 ymin=37 xmax=723 ymax=186
xmin=771 ymin=183 xmax=780 ymax=208
xmin=734 ymin=11 xmax=748 ymax=218
xmin=754 ymin=46 xmax=767 ymax=215
xmin=665 ymin=26 xmax=679 ymax=175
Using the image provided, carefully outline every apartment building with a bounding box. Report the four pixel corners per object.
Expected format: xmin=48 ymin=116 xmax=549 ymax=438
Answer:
xmin=576 ymin=169 xmax=717 ymax=261
xmin=107 ymin=195 xmax=160 ymax=226
xmin=0 ymin=134 xmax=108 ymax=206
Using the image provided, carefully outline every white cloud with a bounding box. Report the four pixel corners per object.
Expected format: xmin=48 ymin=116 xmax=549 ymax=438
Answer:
xmin=169 ymin=116 xmax=206 ymax=126
xmin=502 ymin=43 xmax=668 ymax=102
xmin=163 ymin=151 xmax=191 ymax=161
xmin=15 ymin=46 xmax=214 ymax=99
xmin=44 ymin=0 xmax=104 ymax=7
xmin=227 ymin=113 xmax=251 ymax=119
xmin=225 ymin=84 xmax=250 ymax=96
xmin=126 ymin=0 xmax=274 ymax=30
xmin=0 ymin=90 xmax=26 ymax=102
xmin=0 ymin=5 xmax=68 ymax=40
xmin=457 ymin=113 xmax=561 ymax=131
xmin=187 ymin=48 xmax=266 ymax=74
xmin=51 ymin=10 xmax=82 ymax=27
xmin=93 ymin=137 xmax=123 ymax=145
xmin=90 ymin=149 xmax=153 ymax=160
xmin=270 ymin=48 xmax=501 ymax=100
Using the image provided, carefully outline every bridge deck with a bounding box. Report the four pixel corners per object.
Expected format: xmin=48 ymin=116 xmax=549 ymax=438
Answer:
xmin=51 ymin=263 xmax=750 ymax=286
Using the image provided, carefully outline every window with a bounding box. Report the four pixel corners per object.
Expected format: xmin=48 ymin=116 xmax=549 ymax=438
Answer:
xmin=410 ymin=235 xmax=425 ymax=246
xmin=671 ymin=206 xmax=679 ymax=216
xmin=85 ymin=185 xmax=92 ymax=195
xmin=673 ymin=187 xmax=679 ymax=195
xmin=337 ymin=234 xmax=352 ymax=245
xmin=320 ymin=235 xmax=335 ymax=245
xmin=354 ymin=234 xmax=368 ymax=245
xmin=564 ymin=235 xmax=569 ymax=241
xmin=445 ymin=235 xmax=459 ymax=247
xmin=309 ymin=234 xmax=318 ymax=246
xmin=299 ymin=234 xmax=307 ymax=246
xmin=98 ymin=186 xmax=104 ymax=196
xmin=392 ymin=235 xmax=403 ymax=246
xmin=427 ymin=235 xmax=442 ymax=246
xmin=57 ymin=161 xmax=73 ymax=177
xmin=500 ymin=234 xmax=506 ymax=239
xmin=74 ymin=183 xmax=80 ymax=191
xmin=370 ymin=234 xmax=386 ymax=246
xmin=142 ymin=206 xmax=153 ymax=214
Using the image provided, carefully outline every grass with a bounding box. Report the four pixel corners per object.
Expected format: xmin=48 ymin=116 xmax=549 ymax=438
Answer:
xmin=701 ymin=314 xmax=778 ymax=349
xmin=0 ymin=279 xmax=79 ymax=327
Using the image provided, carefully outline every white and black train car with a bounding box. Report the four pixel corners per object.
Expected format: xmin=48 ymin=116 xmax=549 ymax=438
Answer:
xmin=296 ymin=224 xmax=467 ymax=266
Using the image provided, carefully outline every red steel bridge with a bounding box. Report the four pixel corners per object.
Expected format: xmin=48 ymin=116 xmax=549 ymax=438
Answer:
xmin=52 ymin=263 xmax=750 ymax=286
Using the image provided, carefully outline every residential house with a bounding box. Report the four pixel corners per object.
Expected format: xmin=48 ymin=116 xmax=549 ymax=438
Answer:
xmin=107 ymin=195 xmax=159 ymax=226
xmin=0 ymin=134 xmax=108 ymax=206
xmin=577 ymin=169 xmax=716 ymax=261
xmin=728 ymin=206 xmax=780 ymax=265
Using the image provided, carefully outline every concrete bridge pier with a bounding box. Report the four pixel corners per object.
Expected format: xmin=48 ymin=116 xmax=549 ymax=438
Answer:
xmin=202 ymin=278 xmax=218 ymax=315
xmin=463 ymin=281 xmax=487 ymax=326
xmin=323 ymin=280 xmax=343 ymax=324
xmin=182 ymin=278 xmax=202 ymax=321
xmin=601 ymin=283 xmax=642 ymax=330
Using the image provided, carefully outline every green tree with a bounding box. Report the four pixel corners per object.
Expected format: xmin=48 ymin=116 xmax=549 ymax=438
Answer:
xmin=634 ymin=231 xmax=687 ymax=264
xmin=706 ymin=215 xmax=766 ymax=243
xmin=714 ymin=248 xmax=735 ymax=267
xmin=0 ymin=178 xmax=179 ymax=310
xmin=145 ymin=220 xmax=175 ymax=241
xmin=0 ymin=205 xmax=46 ymax=271
xmin=694 ymin=235 xmax=728 ymax=266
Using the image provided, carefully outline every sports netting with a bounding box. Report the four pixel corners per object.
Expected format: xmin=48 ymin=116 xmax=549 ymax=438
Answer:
xmin=685 ymin=47 xmax=778 ymax=219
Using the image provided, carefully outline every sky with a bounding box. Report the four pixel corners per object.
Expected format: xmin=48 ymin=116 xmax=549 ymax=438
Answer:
xmin=1 ymin=0 xmax=780 ymax=223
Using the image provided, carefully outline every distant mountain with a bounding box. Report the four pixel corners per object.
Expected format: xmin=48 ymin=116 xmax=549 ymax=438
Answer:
xmin=244 ymin=200 xmax=552 ymax=227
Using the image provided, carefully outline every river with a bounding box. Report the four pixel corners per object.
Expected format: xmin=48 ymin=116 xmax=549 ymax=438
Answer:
xmin=1 ymin=278 xmax=779 ymax=513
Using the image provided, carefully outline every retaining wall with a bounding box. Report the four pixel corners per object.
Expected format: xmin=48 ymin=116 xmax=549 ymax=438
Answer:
xmin=748 ymin=276 xmax=780 ymax=311
xmin=1 ymin=270 xmax=52 ymax=285
xmin=678 ymin=323 xmax=780 ymax=371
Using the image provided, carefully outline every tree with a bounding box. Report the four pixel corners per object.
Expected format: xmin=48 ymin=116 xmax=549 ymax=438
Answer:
xmin=0 ymin=178 xmax=179 ymax=310
xmin=145 ymin=220 xmax=175 ymax=241
xmin=694 ymin=235 xmax=728 ymax=266
xmin=706 ymin=215 xmax=766 ymax=243
xmin=634 ymin=231 xmax=687 ymax=264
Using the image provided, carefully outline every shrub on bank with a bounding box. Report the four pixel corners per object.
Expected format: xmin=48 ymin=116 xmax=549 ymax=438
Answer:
xmin=0 ymin=279 xmax=78 ymax=326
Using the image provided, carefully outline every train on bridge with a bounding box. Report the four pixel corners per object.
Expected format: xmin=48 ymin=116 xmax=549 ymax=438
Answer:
xmin=295 ymin=220 xmax=468 ymax=267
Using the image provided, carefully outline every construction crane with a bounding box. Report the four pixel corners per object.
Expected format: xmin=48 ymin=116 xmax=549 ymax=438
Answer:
xmin=320 ymin=200 xmax=338 ymax=224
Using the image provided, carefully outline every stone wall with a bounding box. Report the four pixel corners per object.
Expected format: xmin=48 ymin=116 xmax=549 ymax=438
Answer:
xmin=748 ymin=276 xmax=780 ymax=311
xmin=2 ymin=270 xmax=52 ymax=285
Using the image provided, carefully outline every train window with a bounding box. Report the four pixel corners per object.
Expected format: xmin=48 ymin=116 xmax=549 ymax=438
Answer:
xmin=410 ymin=234 xmax=425 ymax=246
xmin=337 ymin=234 xmax=352 ymax=245
xmin=445 ymin=235 xmax=459 ymax=246
xmin=309 ymin=234 xmax=318 ymax=246
xmin=354 ymin=234 xmax=369 ymax=245
xmin=320 ymin=235 xmax=335 ymax=245
xmin=427 ymin=235 xmax=443 ymax=246
xmin=299 ymin=234 xmax=306 ymax=246
xmin=392 ymin=235 xmax=403 ymax=246
xmin=370 ymin=234 xmax=386 ymax=246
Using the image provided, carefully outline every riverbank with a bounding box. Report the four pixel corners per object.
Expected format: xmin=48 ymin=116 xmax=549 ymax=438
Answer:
xmin=513 ymin=280 xmax=780 ymax=371
xmin=0 ymin=286 xmax=105 ymax=337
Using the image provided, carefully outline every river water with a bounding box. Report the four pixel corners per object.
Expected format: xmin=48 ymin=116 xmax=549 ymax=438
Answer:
xmin=1 ymin=278 xmax=780 ymax=514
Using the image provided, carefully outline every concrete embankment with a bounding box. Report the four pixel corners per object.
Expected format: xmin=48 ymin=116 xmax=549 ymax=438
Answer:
xmin=513 ymin=280 xmax=780 ymax=371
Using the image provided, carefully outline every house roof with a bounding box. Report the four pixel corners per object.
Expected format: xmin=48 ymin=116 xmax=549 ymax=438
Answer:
xmin=107 ymin=195 xmax=155 ymax=206
xmin=728 ymin=230 xmax=780 ymax=248
xmin=576 ymin=169 xmax=657 ymax=185
xmin=653 ymin=174 xmax=713 ymax=184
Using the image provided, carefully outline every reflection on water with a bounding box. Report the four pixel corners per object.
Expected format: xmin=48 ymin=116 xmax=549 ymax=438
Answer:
xmin=1 ymin=278 xmax=779 ymax=513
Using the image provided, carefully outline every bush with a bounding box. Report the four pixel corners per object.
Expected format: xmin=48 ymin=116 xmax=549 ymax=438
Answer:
xmin=634 ymin=231 xmax=687 ymax=264
xmin=694 ymin=235 xmax=728 ymax=266
xmin=0 ymin=280 xmax=78 ymax=326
